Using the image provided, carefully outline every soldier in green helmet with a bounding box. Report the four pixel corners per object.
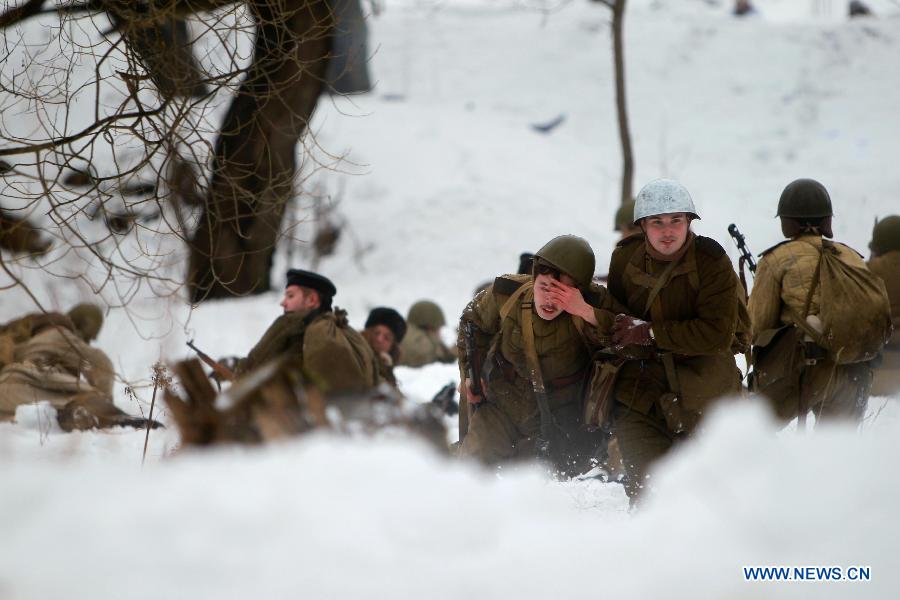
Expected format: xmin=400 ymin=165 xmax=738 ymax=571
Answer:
xmin=456 ymin=234 xmax=622 ymax=476
xmin=749 ymin=179 xmax=889 ymax=425
xmin=614 ymin=198 xmax=641 ymax=240
xmin=867 ymin=215 xmax=900 ymax=396
xmin=398 ymin=300 xmax=456 ymax=368
xmin=0 ymin=303 xmax=155 ymax=430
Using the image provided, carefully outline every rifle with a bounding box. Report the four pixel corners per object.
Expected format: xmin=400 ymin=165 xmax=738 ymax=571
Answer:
xmin=462 ymin=321 xmax=484 ymax=403
xmin=728 ymin=223 xmax=757 ymax=298
xmin=186 ymin=340 xmax=235 ymax=383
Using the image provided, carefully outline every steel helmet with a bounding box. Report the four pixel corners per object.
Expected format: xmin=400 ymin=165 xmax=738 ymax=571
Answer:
xmin=407 ymin=300 xmax=446 ymax=329
xmin=870 ymin=215 xmax=900 ymax=255
xmin=67 ymin=303 xmax=104 ymax=342
xmin=776 ymin=179 xmax=833 ymax=219
xmin=533 ymin=235 xmax=596 ymax=290
xmin=633 ymin=179 xmax=700 ymax=223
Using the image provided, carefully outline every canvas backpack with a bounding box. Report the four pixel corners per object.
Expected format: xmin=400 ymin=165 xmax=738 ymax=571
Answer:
xmin=303 ymin=309 xmax=381 ymax=395
xmin=793 ymin=240 xmax=892 ymax=364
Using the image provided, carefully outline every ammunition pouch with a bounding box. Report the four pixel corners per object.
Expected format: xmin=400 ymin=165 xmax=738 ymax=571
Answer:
xmin=582 ymin=355 xmax=625 ymax=432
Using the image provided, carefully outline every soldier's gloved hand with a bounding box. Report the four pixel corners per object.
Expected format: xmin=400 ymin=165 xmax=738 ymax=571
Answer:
xmin=611 ymin=314 xmax=653 ymax=347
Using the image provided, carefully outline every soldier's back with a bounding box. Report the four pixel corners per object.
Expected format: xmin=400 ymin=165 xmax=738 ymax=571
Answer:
xmin=868 ymin=250 xmax=900 ymax=396
xmin=398 ymin=324 xmax=454 ymax=367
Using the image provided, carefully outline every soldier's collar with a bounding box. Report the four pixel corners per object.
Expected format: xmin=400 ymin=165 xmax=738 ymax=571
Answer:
xmin=644 ymin=232 xmax=695 ymax=263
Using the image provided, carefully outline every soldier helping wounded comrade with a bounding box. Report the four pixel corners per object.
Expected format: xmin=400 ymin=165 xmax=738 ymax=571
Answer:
xmin=595 ymin=179 xmax=749 ymax=502
xmin=457 ymin=234 xmax=623 ymax=477
xmin=748 ymin=179 xmax=892 ymax=425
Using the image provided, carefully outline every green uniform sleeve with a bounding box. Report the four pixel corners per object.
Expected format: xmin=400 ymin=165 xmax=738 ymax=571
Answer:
xmin=651 ymin=254 xmax=739 ymax=356
xmin=584 ymin=283 xmax=625 ymax=345
xmin=457 ymin=288 xmax=501 ymax=373
xmin=242 ymin=313 xmax=307 ymax=373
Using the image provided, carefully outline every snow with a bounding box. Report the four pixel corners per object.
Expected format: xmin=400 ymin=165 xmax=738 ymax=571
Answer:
xmin=2 ymin=0 xmax=900 ymax=597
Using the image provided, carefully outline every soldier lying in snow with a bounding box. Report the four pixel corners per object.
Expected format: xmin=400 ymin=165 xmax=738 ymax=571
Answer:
xmin=0 ymin=303 xmax=159 ymax=431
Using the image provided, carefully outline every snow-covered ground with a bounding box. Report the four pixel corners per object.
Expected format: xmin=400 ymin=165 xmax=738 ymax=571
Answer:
xmin=2 ymin=0 xmax=900 ymax=597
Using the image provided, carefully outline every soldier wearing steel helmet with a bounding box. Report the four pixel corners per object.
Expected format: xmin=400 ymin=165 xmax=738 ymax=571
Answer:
xmin=0 ymin=303 xmax=114 ymax=422
xmin=748 ymin=179 xmax=883 ymax=424
xmin=867 ymin=215 xmax=900 ymax=396
xmin=456 ymin=234 xmax=623 ymax=475
xmin=604 ymin=179 xmax=745 ymax=502
xmin=398 ymin=300 xmax=456 ymax=368
xmin=614 ymin=198 xmax=641 ymax=240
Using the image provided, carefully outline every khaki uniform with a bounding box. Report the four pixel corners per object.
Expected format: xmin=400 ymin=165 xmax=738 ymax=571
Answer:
xmin=241 ymin=308 xmax=381 ymax=396
xmin=868 ymin=250 xmax=900 ymax=396
xmin=0 ymin=325 xmax=115 ymax=420
xmin=607 ymin=234 xmax=743 ymax=500
xmin=375 ymin=351 xmax=399 ymax=389
xmin=398 ymin=324 xmax=456 ymax=367
xmin=457 ymin=275 xmax=619 ymax=475
xmin=749 ymin=235 xmax=873 ymax=421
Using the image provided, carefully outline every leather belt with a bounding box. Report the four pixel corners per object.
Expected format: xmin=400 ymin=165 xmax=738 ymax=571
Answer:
xmin=494 ymin=352 xmax=585 ymax=392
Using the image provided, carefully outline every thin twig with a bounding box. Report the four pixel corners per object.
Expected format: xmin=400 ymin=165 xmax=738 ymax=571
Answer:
xmin=141 ymin=363 xmax=163 ymax=465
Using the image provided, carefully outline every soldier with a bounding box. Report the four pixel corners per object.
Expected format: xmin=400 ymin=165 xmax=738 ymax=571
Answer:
xmin=748 ymin=179 xmax=886 ymax=424
xmin=362 ymin=307 xmax=407 ymax=388
xmin=868 ymin=215 xmax=900 ymax=396
xmin=398 ymin=300 xmax=456 ymax=368
xmin=0 ymin=303 xmax=154 ymax=429
xmin=239 ymin=269 xmax=381 ymax=396
xmin=605 ymin=179 xmax=744 ymax=502
xmin=457 ymin=234 xmax=620 ymax=476
xmin=614 ymin=198 xmax=641 ymax=239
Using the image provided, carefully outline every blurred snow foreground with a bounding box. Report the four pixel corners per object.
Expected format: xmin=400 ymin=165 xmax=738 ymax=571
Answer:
xmin=1 ymin=399 xmax=898 ymax=599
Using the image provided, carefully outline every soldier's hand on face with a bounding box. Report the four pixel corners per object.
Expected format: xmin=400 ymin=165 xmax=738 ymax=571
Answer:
xmin=544 ymin=279 xmax=598 ymax=324
xmin=464 ymin=378 xmax=484 ymax=405
xmin=611 ymin=313 xmax=654 ymax=347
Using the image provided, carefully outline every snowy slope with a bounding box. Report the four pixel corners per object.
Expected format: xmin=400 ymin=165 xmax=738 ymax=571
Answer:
xmin=2 ymin=1 xmax=900 ymax=597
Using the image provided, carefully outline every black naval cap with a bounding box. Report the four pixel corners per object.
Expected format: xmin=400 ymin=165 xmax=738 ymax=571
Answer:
xmin=285 ymin=269 xmax=337 ymax=298
xmin=365 ymin=307 xmax=407 ymax=343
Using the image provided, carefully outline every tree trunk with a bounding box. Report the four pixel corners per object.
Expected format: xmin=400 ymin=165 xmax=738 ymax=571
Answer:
xmin=187 ymin=0 xmax=333 ymax=302
xmin=611 ymin=0 xmax=634 ymax=206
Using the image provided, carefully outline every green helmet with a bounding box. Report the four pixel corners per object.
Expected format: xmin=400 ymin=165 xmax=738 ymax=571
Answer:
xmin=67 ymin=303 xmax=104 ymax=342
xmin=407 ymin=300 xmax=446 ymax=329
xmin=871 ymin=215 xmax=900 ymax=254
xmin=614 ymin=199 xmax=636 ymax=231
xmin=534 ymin=235 xmax=595 ymax=289
xmin=776 ymin=179 xmax=833 ymax=218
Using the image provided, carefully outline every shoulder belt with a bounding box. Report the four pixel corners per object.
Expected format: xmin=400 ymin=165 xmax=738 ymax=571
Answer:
xmin=492 ymin=275 xmax=529 ymax=298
